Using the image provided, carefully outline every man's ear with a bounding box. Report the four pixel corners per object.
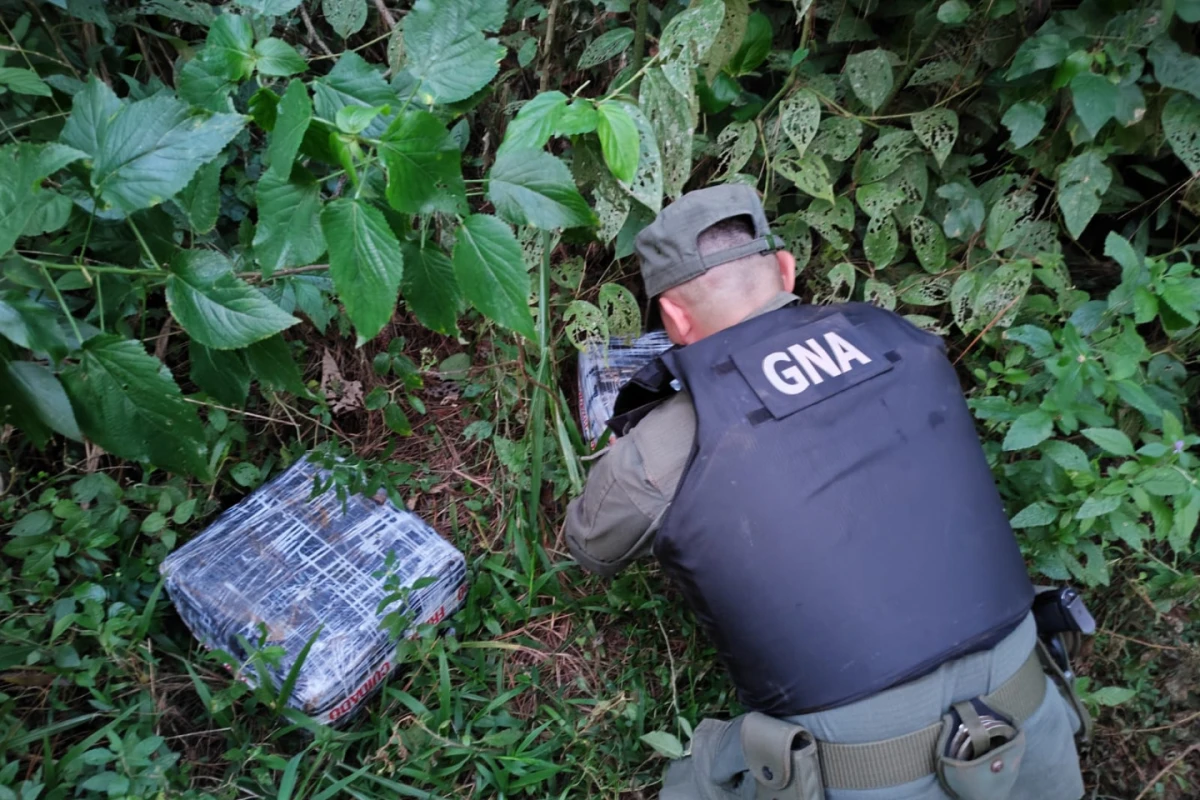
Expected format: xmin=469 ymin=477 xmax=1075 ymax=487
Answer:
xmin=658 ymin=295 xmax=693 ymax=345
xmin=776 ymin=250 xmax=797 ymax=294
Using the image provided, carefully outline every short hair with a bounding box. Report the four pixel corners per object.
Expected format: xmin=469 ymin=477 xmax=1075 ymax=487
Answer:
xmin=665 ymin=215 xmax=778 ymax=316
xmin=696 ymin=215 xmax=757 ymax=256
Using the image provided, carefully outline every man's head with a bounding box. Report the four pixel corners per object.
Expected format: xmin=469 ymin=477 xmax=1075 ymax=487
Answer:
xmin=635 ymin=185 xmax=796 ymax=345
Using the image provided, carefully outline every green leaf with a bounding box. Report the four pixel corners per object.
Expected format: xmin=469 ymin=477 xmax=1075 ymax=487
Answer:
xmin=936 ymin=0 xmax=970 ymax=24
xmin=1003 ymin=409 xmax=1054 ymax=451
xmin=1136 ymin=467 xmax=1190 ymax=497
xmin=188 ymin=340 xmax=250 ymax=407
xmin=0 ymin=296 xmax=68 ymax=361
xmin=1056 ymin=150 xmax=1111 ymax=240
xmin=910 ymin=216 xmax=947 ymax=273
xmin=1070 ymin=73 xmax=1118 ymax=138
xmin=844 ymin=49 xmax=893 ymax=112
xmin=404 ymin=0 xmax=505 ymax=104
xmin=1179 ymin=0 xmax=1200 ymax=22
xmin=597 ymin=103 xmax=640 ymax=184
xmin=60 ymin=78 xmax=121 ymax=157
xmin=1172 ymin=491 xmax=1200 ymax=554
xmin=466 ymin=0 xmax=507 ymax=32
xmin=451 ymin=215 xmax=535 ymax=341
xmin=6 ymin=361 xmax=82 ymax=441
xmin=727 ymin=11 xmax=772 ymax=76
xmin=487 ymin=149 xmax=595 ymax=230
xmin=312 ymin=52 xmax=396 ymax=138
xmin=1011 ymin=502 xmax=1058 ymax=528
xmin=855 ymin=130 xmax=917 ymax=185
xmin=86 ymin=96 xmax=243 ymax=215
xmin=938 ymin=180 xmax=985 ymax=239
xmin=1162 ymin=93 xmax=1200 ymax=176
xmin=335 ymin=104 xmax=383 ymax=134
xmin=578 ymin=28 xmax=635 ymax=69
xmin=383 ymin=402 xmax=412 ymax=435
xmin=497 ymin=91 xmax=567 ymax=156
xmin=0 ymin=143 xmax=85 ymax=257
xmin=379 ymin=110 xmax=465 ymax=214
xmin=399 ymin=242 xmax=460 ymax=335
xmin=702 ymin=0 xmax=747 ymax=81
xmin=206 ymin=13 xmax=255 ymax=81
xmin=234 ymin=0 xmax=304 ymax=13
xmin=556 ymin=100 xmax=599 ymax=136
xmin=177 ymin=158 xmax=222 ymax=234
xmin=638 ymin=69 xmax=692 ymax=199
xmin=243 ymin=335 xmax=309 ymax=396
xmin=811 ymin=116 xmax=862 ymax=162
xmin=1160 ymin=281 xmax=1200 ymax=325
xmin=1006 ymin=34 xmax=1070 ymax=80
xmin=1081 ymin=427 xmax=1135 ymax=457
xmin=267 ymin=80 xmax=311 ymax=179
xmin=323 ymin=0 xmax=366 ymax=38
xmin=253 ymin=38 xmax=307 ymax=77
xmin=1042 ymin=439 xmax=1090 ymax=472
xmin=61 ymin=335 xmax=208 ymax=478
xmin=178 ymin=55 xmax=237 ymax=113
xmin=253 ymin=170 xmax=326 ymax=277
xmin=0 ymin=67 xmax=52 ymax=97
xmin=774 ymin=152 xmax=833 ymax=204
xmin=779 ymin=89 xmax=820 ymax=158
xmin=1149 ymin=39 xmax=1200 ymax=101
xmin=639 ymin=731 xmax=684 ymax=760
xmin=166 ymin=250 xmax=299 ymax=349
xmin=1001 ymin=102 xmax=1046 ymax=149
xmin=1075 ymin=494 xmax=1122 ymax=519
xmin=911 ymin=108 xmax=958 ymax=168
xmin=864 ymin=215 xmax=898 ymax=268
xmin=321 ymin=198 xmax=405 ymax=344
xmin=658 ymin=0 xmax=725 ymax=96
xmin=1089 ymin=686 xmax=1136 ymax=707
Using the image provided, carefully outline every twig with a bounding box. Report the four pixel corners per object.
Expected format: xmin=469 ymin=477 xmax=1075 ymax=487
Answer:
xmin=539 ymin=0 xmax=561 ymax=93
xmin=372 ymin=0 xmax=396 ymax=30
xmin=629 ymin=0 xmax=649 ymax=98
xmin=237 ymin=264 xmax=330 ymax=281
xmin=1132 ymin=743 xmax=1200 ymax=800
xmin=299 ymin=4 xmax=334 ymax=57
xmin=951 ymin=294 xmax=1021 ymax=366
xmin=1118 ymin=709 xmax=1200 ymax=736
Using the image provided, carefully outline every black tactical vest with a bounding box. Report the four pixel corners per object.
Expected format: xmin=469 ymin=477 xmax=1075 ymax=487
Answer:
xmin=610 ymin=302 xmax=1034 ymax=717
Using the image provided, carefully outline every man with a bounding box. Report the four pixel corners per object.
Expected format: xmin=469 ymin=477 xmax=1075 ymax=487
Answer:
xmin=565 ymin=185 xmax=1088 ymax=800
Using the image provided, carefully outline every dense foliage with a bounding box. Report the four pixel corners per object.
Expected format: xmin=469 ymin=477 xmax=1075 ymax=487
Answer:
xmin=1 ymin=0 xmax=1198 ymax=797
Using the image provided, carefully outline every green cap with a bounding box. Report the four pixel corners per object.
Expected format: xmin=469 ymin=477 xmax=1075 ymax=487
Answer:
xmin=635 ymin=184 xmax=780 ymax=299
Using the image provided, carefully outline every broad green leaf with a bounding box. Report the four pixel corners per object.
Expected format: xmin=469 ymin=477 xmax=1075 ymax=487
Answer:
xmin=189 ymin=340 xmax=251 ymax=407
xmin=855 ymin=130 xmax=917 ymax=185
xmin=855 ymin=180 xmax=905 ymax=219
xmin=178 ymin=55 xmax=237 ymax=113
xmin=312 ymin=52 xmax=396 ymax=138
xmin=1003 ymin=408 xmax=1054 ymax=451
xmin=0 ymin=67 xmax=52 ymax=97
xmin=266 ymin=79 xmax=311 ymax=179
xmin=596 ymin=103 xmax=639 ymax=184
xmin=206 ymin=13 xmax=255 ymax=80
xmin=243 ymin=334 xmax=310 ymax=396
xmin=253 ymin=171 xmax=326 ymax=277
xmin=1162 ymin=93 xmax=1200 ymax=175
xmin=727 ymin=11 xmax=772 ymax=76
xmin=639 ymin=69 xmax=693 ymax=200
xmin=1136 ymin=467 xmax=1190 ymax=497
xmin=87 ymin=95 xmax=243 ymax=215
xmin=938 ymin=180 xmax=985 ymax=239
xmin=936 ymin=0 xmax=970 ymax=24
xmin=658 ymin=0 xmax=725 ymax=96
xmin=984 ymin=191 xmax=1035 ymax=254
xmin=497 ymin=91 xmax=567 ymax=156
xmin=336 ymin=104 xmax=381 ymax=134
xmin=1081 ymin=427 xmax=1135 ymax=457
xmin=1042 ymin=440 xmax=1090 ymax=472
xmin=810 ymin=116 xmax=862 ymax=162
xmin=383 ymin=402 xmax=412 ymax=435
xmin=844 ymin=49 xmax=893 ymax=112
xmin=177 ymin=158 xmax=222 ymax=234
xmin=1010 ymin=502 xmax=1058 ymax=528
xmin=599 ymin=283 xmax=640 ymax=339
xmin=253 ymin=38 xmax=307 ymax=76
xmin=1160 ymin=281 xmax=1200 ymax=325
xmin=380 ymin=110 xmax=465 ymax=214
xmin=451 ymin=215 xmax=536 ymax=341
xmin=1172 ymin=491 xmax=1200 ymax=554
xmin=60 ymin=77 xmax=121 ymax=157
xmin=1056 ymin=150 xmax=1111 ymax=239
xmin=1070 ymin=73 xmax=1118 ymax=138
xmin=466 ymin=0 xmax=508 ymax=31
xmin=1103 ymin=231 xmax=1141 ymax=276
xmin=702 ymin=0 xmax=747 ymax=81
xmin=404 ymin=0 xmax=505 ymax=104
xmin=779 ymin=89 xmax=820 ymax=158
xmin=61 ymin=335 xmax=208 ymax=478
xmin=1075 ymin=494 xmax=1122 ymax=519
xmin=563 ymin=300 xmax=608 ymax=349
xmin=1179 ymin=0 xmax=1200 ymax=22
xmin=0 ymin=143 xmax=86 ymax=257
xmin=640 ymin=731 xmax=685 ymax=760
xmin=716 ymin=119 xmax=756 ymax=181
xmin=911 ymin=108 xmax=957 ymax=168
xmin=234 ymin=0 xmax=304 ymax=12
xmin=323 ymin=0 xmax=366 ymax=38
xmin=0 ymin=296 xmax=68 ymax=361
xmin=487 ymin=149 xmax=595 ymax=230
xmin=1001 ymin=102 xmax=1046 ymax=149
xmin=973 ymin=260 xmax=1031 ymax=328
xmin=910 ymin=216 xmax=947 ymax=273
xmin=399 ymin=242 xmax=460 ymax=335
xmin=1088 ymin=686 xmax=1137 ymax=707
xmin=556 ymin=100 xmax=599 ymax=136
xmin=864 ymin=215 xmax=898 ymax=268
xmin=321 ymin=198 xmax=405 ymax=343
xmin=166 ymin=250 xmax=299 ymax=349
xmin=1148 ymin=39 xmax=1200 ymax=101
xmin=578 ymin=28 xmax=635 ymax=69
xmin=1006 ymin=34 xmax=1070 ymax=80
xmin=774 ymin=152 xmax=833 ymax=204
xmin=6 ymin=360 xmax=82 ymax=441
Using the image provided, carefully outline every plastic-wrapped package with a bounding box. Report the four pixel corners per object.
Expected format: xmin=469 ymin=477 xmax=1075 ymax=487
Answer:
xmin=576 ymin=332 xmax=673 ymax=446
xmin=161 ymin=456 xmax=467 ymax=725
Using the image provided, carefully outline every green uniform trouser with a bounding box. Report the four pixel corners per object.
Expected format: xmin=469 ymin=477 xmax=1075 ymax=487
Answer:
xmin=660 ymin=613 xmax=1085 ymax=800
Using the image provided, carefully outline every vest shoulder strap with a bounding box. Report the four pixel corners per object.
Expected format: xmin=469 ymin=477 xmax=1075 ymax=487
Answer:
xmin=608 ymin=355 xmax=677 ymax=436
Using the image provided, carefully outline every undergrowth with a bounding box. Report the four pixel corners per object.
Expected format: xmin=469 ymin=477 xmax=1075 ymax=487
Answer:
xmin=1 ymin=0 xmax=1199 ymax=798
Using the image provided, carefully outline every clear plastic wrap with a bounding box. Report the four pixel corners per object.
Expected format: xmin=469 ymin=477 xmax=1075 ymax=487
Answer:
xmin=576 ymin=332 xmax=673 ymax=446
xmin=161 ymin=456 xmax=467 ymax=725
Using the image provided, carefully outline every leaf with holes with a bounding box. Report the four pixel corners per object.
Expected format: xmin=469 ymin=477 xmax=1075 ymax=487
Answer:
xmin=487 ymin=149 xmax=595 ymax=230
xmin=702 ymin=0 xmax=747 ymax=81
xmin=911 ymin=216 xmax=948 ymax=273
xmin=899 ymin=276 xmax=951 ymax=306
xmin=908 ymin=61 xmax=966 ymax=87
xmin=658 ymin=0 xmax=725 ymax=95
xmin=826 ymin=262 xmax=856 ymax=301
xmin=640 ymin=69 xmax=694 ymax=200
xmin=716 ymin=120 xmax=757 ymax=181
xmin=617 ymin=102 xmax=663 ymax=212
xmin=811 ymin=116 xmax=862 ymax=162
xmin=1001 ymin=102 xmax=1046 ymax=149
xmin=1057 ymin=150 xmax=1111 ymax=239
xmin=950 ymin=271 xmax=978 ymax=332
xmin=599 ymin=283 xmax=640 ymax=340
xmin=597 ymin=103 xmax=640 ymax=184
xmin=167 ymin=250 xmax=299 ymax=349
xmin=864 ymin=215 xmax=898 ymax=268
xmin=855 ymin=180 xmax=905 ymax=219
xmin=578 ymin=28 xmax=635 ymax=69
xmin=912 ymin=108 xmax=957 ymax=168
xmin=321 ymin=198 xmax=405 ymax=343
xmin=1162 ymin=93 xmax=1200 ymax=175
xmin=985 ymin=191 xmax=1036 ymax=253
xmin=855 ymin=130 xmax=917 ymax=185
xmin=62 ymin=335 xmax=209 ymax=478
xmin=563 ymin=301 xmax=607 ymax=350
xmin=404 ymin=0 xmax=505 ymax=104
xmin=864 ymin=278 xmax=896 ymax=310
xmin=452 ymin=215 xmax=535 ymax=341
xmin=774 ymin=152 xmax=833 ymax=204
xmin=324 ymin=0 xmax=367 ymax=38
xmin=888 ymin=155 xmax=928 ymax=230
xmin=973 ymin=260 xmax=1032 ymax=328
xmin=779 ymin=89 xmax=820 ymax=158
xmin=380 ymin=110 xmax=466 ymax=215
xmin=844 ymin=49 xmax=893 ymax=112
xmin=801 ymin=197 xmax=854 ymax=251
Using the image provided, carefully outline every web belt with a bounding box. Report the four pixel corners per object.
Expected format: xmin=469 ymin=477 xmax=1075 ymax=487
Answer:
xmin=816 ymin=647 xmax=1047 ymax=790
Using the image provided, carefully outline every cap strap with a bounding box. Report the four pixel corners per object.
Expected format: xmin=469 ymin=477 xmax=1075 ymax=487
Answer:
xmin=698 ymin=234 xmax=781 ymax=270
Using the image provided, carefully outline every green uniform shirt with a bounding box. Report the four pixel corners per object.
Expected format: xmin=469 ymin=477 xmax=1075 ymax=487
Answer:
xmin=565 ymin=291 xmax=798 ymax=576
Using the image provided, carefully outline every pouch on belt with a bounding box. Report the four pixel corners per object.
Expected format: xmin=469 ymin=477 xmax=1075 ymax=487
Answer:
xmin=741 ymin=712 xmax=823 ymax=800
xmin=935 ymin=700 xmax=1027 ymax=800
